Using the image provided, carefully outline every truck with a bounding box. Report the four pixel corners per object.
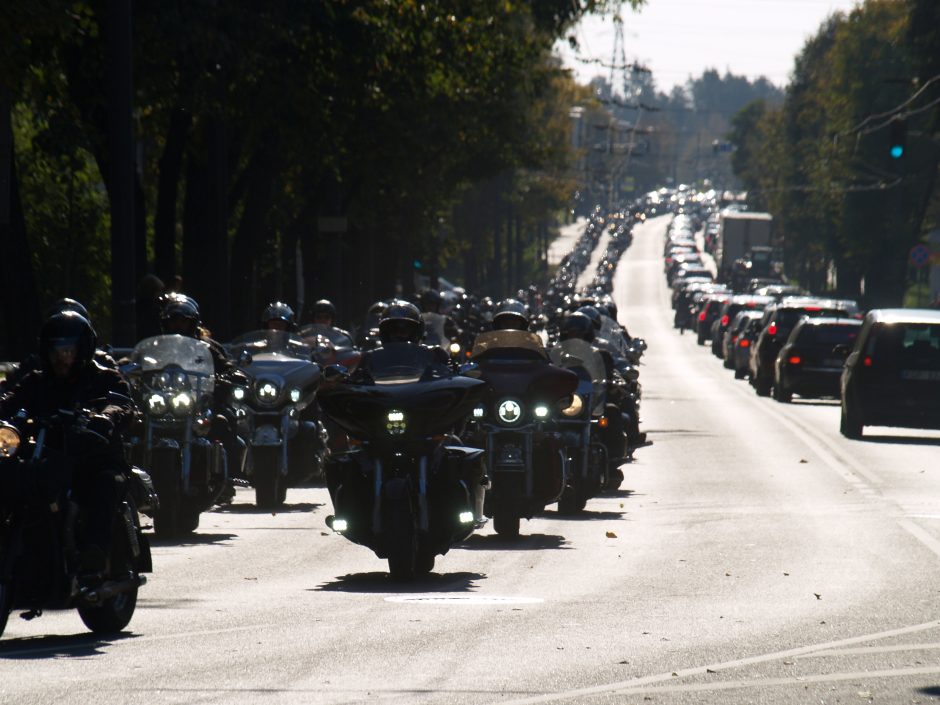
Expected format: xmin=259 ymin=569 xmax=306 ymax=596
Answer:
xmin=715 ymin=211 xmax=774 ymax=283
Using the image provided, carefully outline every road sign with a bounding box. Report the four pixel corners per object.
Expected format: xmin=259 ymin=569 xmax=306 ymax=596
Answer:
xmin=910 ymin=244 xmax=930 ymax=268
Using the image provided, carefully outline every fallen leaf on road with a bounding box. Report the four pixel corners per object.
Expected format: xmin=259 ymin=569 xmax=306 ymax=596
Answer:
xmin=783 ymin=661 xmax=794 ymax=665
xmin=606 ymin=531 xmax=618 ymax=538
xmin=814 ymin=593 xmax=822 ymax=600
xmin=244 ymin=577 xmax=257 ymax=581
xmin=619 ymin=503 xmax=624 ymax=508
xmin=671 ymin=672 xmax=679 ymax=677
xmin=706 ymin=668 xmax=717 ymax=674
xmin=618 ymin=660 xmax=630 ymax=664
xmin=725 ymin=572 xmax=732 ymax=576
xmin=320 ymin=532 xmax=330 ymax=536
xmin=799 ymin=459 xmax=808 ymax=464
xmin=784 ymin=572 xmax=790 ymax=576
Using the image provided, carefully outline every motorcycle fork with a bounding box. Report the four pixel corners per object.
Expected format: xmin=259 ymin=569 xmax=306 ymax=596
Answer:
xmin=181 ymin=421 xmax=193 ymax=495
xmin=370 ymin=453 xmax=430 ymax=535
xmin=280 ymin=414 xmax=291 ymax=478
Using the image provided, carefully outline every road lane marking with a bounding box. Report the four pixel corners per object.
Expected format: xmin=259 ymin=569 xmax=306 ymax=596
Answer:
xmin=798 ymin=641 xmax=940 ymax=658
xmin=494 ymin=619 xmax=940 ymax=705
xmin=385 ymin=595 xmax=543 ymax=605
xmin=897 ymin=519 xmax=940 ymax=559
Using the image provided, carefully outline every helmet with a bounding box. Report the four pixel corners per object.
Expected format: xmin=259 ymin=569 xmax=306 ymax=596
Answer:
xmin=39 ymin=311 xmax=97 ymax=374
xmin=559 ymin=312 xmax=595 ymax=342
xmin=492 ymin=299 xmax=529 ymax=331
xmin=49 ymin=297 xmax=90 ymax=321
xmin=576 ymin=305 xmax=603 ymax=331
xmin=599 ymin=297 xmax=618 ymax=321
xmin=378 ymin=301 xmax=424 ymax=344
xmin=160 ymin=293 xmax=201 ymax=336
xmin=261 ymin=301 xmax=296 ymax=330
xmin=311 ymin=299 xmax=337 ymax=322
xmin=420 ymin=289 xmax=442 ymax=313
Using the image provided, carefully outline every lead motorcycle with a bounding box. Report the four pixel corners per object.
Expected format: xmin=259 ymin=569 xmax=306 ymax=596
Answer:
xmin=228 ymin=330 xmax=327 ymax=508
xmin=0 ymin=409 xmax=152 ymax=638
xmin=464 ymin=330 xmax=578 ymax=537
xmin=318 ymin=344 xmax=488 ymax=579
xmin=124 ymin=335 xmax=227 ymax=537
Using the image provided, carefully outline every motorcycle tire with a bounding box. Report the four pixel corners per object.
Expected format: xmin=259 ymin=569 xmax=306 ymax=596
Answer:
xmin=0 ymin=581 xmax=11 ymax=638
xmin=607 ymin=467 xmax=625 ymax=491
xmin=414 ymin=547 xmax=435 ymax=575
xmin=253 ymin=446 xmax=284 ymax=509
xmin=151 ymin=453 xmax=193 ymax=539
xmin=78 ymin=504 xmax=139 ymax=634
xmin=385 ymin=496 xmax=417 ymax=581
xmin=493 ymin=511 xmax=520 ymax=538
xmin=557 ymin=485 xmax=586 ymax=515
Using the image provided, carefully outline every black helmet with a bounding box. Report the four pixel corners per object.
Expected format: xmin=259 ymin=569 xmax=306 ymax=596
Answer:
xmin=49 ymin=297 xmax=90 ymax=322
xmin=600 ymin=297 xmax=618 ymax=321
xmin=560 ymin=312 xmax=595 ymax=342
xmin=493 ymin=299 xmax=529 ymax=331
xmin=261 ymin=301 xmax=296 ymax=330
xmin=576 ymin=305 xmax=603 ymax=331
xmin=312 ymin=299 xmax=337 ymax=322
xmin=39 ymin=311 xmax=97 ymax=373
xmin=378 ymin=301 xmax=424 ymax=344
xmin=160 ymin=293 xmax=201 ymax=336
xmin=420 ymin=289 xmax=442 ymax=313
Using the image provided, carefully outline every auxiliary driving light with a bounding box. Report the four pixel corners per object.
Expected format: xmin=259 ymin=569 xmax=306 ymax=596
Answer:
xmin=332 ymin=518 xmax=348 ymax=532
xmin=473 ymin=406 xmax=485 ymax=419
xmin=289 ymin=387 xmax=302 ymax=403
xmin=534 ymin=405 xmax=549 ymax=418
xmin=458 ymin=511 xmax=474 ymax=524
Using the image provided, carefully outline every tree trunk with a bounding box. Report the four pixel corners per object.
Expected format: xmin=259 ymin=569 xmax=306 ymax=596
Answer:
xmin=153 ymin=108 xmax=191 ymax=282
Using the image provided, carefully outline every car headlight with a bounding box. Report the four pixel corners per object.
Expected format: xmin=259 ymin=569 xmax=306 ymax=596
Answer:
xmin=386 ymin=409 xmax=407 ymax=435
xmin=232 ymin=386 xmax=247 ymax=403
xmin=289 ymin=387 xmax=302 ymax=403
xmin=0 ymin=424 xmax=21 ymax=458
xmin=560 ymin=394 xmax=584 ymax=417
xmin=256 ymin=381 xmax=280 ymax=402
xmin=170 ymin=392 xmax=194 ymax=416
xmin=147 ymin=392 xmax=169 ymax=416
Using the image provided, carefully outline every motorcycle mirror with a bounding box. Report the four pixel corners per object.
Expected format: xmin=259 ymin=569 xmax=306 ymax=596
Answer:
xmin=119 ymin=361 xmax=142 ymax=376
xmin=634 ymin=338 xmax=647 ymax=352
xmin=323 ymin=364 xmax=349 ymax=383
xmin=459 ymin=361 xmax=480 ymax=376
xmin=237 ymin=350 xmax=253 ymax=366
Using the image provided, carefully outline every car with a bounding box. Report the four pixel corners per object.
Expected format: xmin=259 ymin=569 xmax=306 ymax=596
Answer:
xmin=711 ymin=295 xmax=774 ymax=359
xmin=733 ymin=313 xmax=765 ymax=379
xmin=840 ymin=308 xmax=940 ymax=438
xmin=696 ymin=295 xmax=731 ymax=345
xmin=749 ymin=297 xmax=860 ymax=396
xmin=773 ymin=317 xmax=862 ymax=402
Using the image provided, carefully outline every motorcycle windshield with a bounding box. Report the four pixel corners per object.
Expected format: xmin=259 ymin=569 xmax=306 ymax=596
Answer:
xmin=298 ymin=324 xmax=355 ymax=350
xmin=470 ymin=330 xmax=548 ymax=361
xmin=365 ymin=343 xmax=444 ymax=385
xmin=229 ymin=330 xmax=313 ymax=360
xmin=549 ymin=339 xmax=606 ymax=412
xmin=131 ymin=335 xmax=215 ymax=395
xmin=599 ymin=317 xmax=629 ymax=357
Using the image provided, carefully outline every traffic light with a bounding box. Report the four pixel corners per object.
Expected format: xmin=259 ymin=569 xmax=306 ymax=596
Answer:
xmin=889 ymin=117 xmax=907 ymax=159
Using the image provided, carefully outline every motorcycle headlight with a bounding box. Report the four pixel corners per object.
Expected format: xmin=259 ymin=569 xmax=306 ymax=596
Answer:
xmin=256 ymin=381 xmax=280 ymax=402
xmin=232 ymin=386 xmax=247 ymax=403
xmin=289 ymin=387 xmax=302 ymax=403
xmin=147 ymin=392 xmax=169 ymax=416
xmin=449 ymin=342 xmax=461 ymax=356
xmin=170 ymin=392 xmax=194 ymax=416
xmin=472 ymin=405 xmax=485 ymax=419
xmin=386 ymin=409 xmax=407 ymax=435
xmin=0 ymin=424 xmax=21 ymax=458
xmin=560 ymin=394 xmax=584 ymax=417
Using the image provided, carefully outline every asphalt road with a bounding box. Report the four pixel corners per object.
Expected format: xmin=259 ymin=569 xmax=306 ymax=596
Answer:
xmin=3 ymin=215 xmax=940 ymax=705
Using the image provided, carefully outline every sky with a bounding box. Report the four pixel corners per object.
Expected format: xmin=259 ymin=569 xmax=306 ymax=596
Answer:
xmin=554 ymin=0 xmax=863 ymax=94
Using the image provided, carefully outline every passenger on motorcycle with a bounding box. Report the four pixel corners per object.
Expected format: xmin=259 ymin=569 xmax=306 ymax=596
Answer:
xmin=0 ymin=311 xmax=135 ymax=575
xmin=419 ymin=290 xmax=460 ymax=348
xmin=311 ymin=299 xmax=353 ymax=340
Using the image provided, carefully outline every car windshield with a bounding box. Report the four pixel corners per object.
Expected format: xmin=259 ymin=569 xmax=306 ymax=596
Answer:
xmin=228 ymin=330 xmax=313 ymax=360
xmin=796 ymin=324 xmax=860 ymax=346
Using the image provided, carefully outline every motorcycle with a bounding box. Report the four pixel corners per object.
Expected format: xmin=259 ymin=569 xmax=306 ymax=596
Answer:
xmin=318 ymin=343 xmax=488 ymax=579
xmin=549 ymin=338 xmax=612 ymax=513
xmin=228 ymin=330 xmax=327 ymax=508
xmin=123 ymin=334 xmax=227 ymax=537
xmin=0 ymin=409 xmax=151 ymax=638
xmin=465 ymin=330 xmax=579 ymax=537
xmin=299 ymin=324 xmax=362 ymax=370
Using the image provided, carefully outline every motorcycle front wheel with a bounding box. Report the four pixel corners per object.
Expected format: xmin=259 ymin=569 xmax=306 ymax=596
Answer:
xmin=0 ymin=581 xmax=11 ymax=638
xmin=493 ymin=510 xmax=521 ymax=538
xmin=385 ymin=496 xmax=417 ymax=581
xmin=253 ymin=446 xmax=286 ymax=509
xmin=78 ymin=506 xmax=139 ymax=634
xmin=152 ymin=453 xmax=199 ymax=538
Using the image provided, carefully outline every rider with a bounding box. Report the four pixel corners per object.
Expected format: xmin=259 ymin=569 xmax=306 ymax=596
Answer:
xmin=261 ymin=301 xmax=297 ymax=332
xmin=419 ymin=289 xmax=459 ymax=348
xmin=158 ymin=293 xmax=247 ymax=482
xmin=353 ymin=301 xmax=453 ymax=381
xmin=310 ymin=299 xmax=352 ymax=339
xmin=492 ymin=299 xmax=530 ymax=332
xmin=0 ymin=311 xmax=136 ymax=575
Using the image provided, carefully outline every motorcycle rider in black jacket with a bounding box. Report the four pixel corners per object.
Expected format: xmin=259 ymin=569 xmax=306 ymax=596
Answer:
xmin=0 ymin=311 xmax=135 ymax=575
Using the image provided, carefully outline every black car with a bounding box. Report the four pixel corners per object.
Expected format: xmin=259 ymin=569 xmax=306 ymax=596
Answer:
xmin=711 ymin=295 xmax=774 ymax=359
xmin=840 ymin=309 xmax=940 ymax=438
xmin=750 ymin=297 xmax=860 ymax=396
xmin=773 ymin=317 xmax=862 ymax=402
xmin=730 ymin=311 xmax=764 ymax=379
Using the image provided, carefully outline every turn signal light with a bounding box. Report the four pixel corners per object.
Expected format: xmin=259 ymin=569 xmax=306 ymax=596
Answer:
xmin=740 ymin=339 xmax=750 ymax=348
xmin=599 ymin=416 xmax=609 ymax=428
xmin=863 ymin=356 xmax=873 ymax=367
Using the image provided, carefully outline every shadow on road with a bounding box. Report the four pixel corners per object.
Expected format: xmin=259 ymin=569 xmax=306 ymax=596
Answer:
xmin=457 ymin=533 xmax=570 ymax=551
xmin=0 ymin=631 xmax=136 ymax=659
xmin=312 ymin=571 xmax=486 ymax=594
xmin=211 ymin=502 xmax=323 ymax=515
xmin=148 ymin=532 xmax=237 ymax=548
xmin=917 ymin=686 xmax=940 ymax=698
xmin=859 ymin=434 xmax=940 ymax=447
xmin=545 ymin=509 xmax=627 ymax=521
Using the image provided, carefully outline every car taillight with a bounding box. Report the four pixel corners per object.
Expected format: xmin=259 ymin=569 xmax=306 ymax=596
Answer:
xmin=720 ymin=315 xmax=729 ymax=327
xmin=767 ymin=323 xmax=777 ymax=336
xmin=699 ymin=312 xmax=706 ymax=321
xmin=863 ymin=356 xmax=873 ymax=367
xmin=788 ymin=355 xmax=802 ymax=365
xmin=740 ymin=339 xmax=750 ymax=348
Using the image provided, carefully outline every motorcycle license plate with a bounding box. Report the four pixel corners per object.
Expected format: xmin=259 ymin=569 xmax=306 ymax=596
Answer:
xmin=496 ymin=444 xmax=524 ymax=468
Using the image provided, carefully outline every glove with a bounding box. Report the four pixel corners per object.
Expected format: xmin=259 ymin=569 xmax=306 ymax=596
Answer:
xmin=86 ymin=414 xmax=114 ymax=440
